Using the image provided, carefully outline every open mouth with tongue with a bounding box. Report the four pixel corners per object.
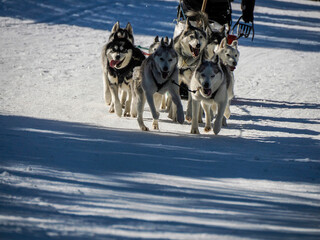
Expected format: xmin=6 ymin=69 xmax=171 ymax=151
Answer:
xmin=189 ymin=45 xmax=200 ymax=58
xmin=109 ymin=59 xmax=124 ymax=68
xmin=229 ymin=65 xmax=236 ymax=71
xmin=203 ymin=88 xmax=212 ymax=96
xmin=161 ymin=71 xmax=169 ymax=79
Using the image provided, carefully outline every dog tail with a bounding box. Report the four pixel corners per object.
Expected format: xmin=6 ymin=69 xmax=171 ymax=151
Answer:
xmin=185 ymin=11 xmax=209 ymax=28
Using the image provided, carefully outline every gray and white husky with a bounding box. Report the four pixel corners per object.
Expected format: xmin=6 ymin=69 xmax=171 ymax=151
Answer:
xmin=216 ymin=37 xmax=240 ymax=125
xmin=173 ymin=18 xmax=207 ymax=121
xmin=135 ymin=38 xmax=184 ymax=131
xmin=101 ymin=22 xmax=145 ymax=117
xmin=190 ymin=58 xmax=227 ymax=135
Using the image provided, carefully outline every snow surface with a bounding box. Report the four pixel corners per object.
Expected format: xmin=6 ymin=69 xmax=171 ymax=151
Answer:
xmin=0 ymin=0 xmax=320 ymax=239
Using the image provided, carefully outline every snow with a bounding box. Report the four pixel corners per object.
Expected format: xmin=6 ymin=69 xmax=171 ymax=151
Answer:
xmin=0 ymin=0 xmax=320 ymax=239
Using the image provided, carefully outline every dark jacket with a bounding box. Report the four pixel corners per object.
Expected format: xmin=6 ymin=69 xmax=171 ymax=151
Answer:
xmin=182 ymin=0 xmax=255 ymax=25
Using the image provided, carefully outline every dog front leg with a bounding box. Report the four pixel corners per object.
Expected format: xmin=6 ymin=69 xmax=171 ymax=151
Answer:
xmin=214 ymin=98 xmax=227 ymax=135
xmin=169 ymin=87 xmax=184 ymax=124
xmin=109 ymin=84 xmax=122 ymax=117
xmin=103 ymin=72 xmax=111 ymax=105
xmin=191 ymin=99 xmax=200 ymax=134
xmin=201 ymin=102 xmax=212 ymax=132
xmin=124 ymin=89 xmax=132 ymax=117
xmin=137 ymin=89 xmax=148 ymax=131
xmin=146 ymin=93 xmax=160 ymax=130
xmin=186 ymin=91 xmax=192 ymax=122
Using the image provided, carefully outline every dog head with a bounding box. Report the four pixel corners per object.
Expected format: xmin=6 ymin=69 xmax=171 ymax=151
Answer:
xmin=109 ymin=21 xmax=134 ymax=44
xmin=194 ymin=57 xmax=224 ymax=98
xmin=216 ymin=37 xmax=239 ymax=71
xmin=106 ymin=39 xmax=133 ymax=69
xmin=180 ymin=19 xmax=207 ymax=58
xmin=153 ymin=38 xmax=178 ymax=79
xmin=205 ymin=24 xmax=228 ymax=59
xmin=149 ymin=36 xmax=169 ymax=54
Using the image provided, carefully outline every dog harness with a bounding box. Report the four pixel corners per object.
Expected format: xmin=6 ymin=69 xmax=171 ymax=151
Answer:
xmin=108 ymin=53 xmax=145 ymax=86
xmin=151 ymin=69 xmax=173 ymax=92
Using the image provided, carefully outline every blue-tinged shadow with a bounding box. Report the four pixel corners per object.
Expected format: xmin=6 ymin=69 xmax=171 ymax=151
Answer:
xmin=1 ymin=0 xmax=320 ymax=51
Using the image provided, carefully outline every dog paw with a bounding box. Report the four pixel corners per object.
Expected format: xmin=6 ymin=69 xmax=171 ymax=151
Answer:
xmin=123 ymin=112 xmax=131 ymax=117
xmin=186 ymin=115 xmax=192 ymax=122
xmin=190 ymin=128 xmax=200 ymax=134
xmin=177 ymin=114 xmax=184 ymax=124
xmin=109 ymin=107 xmax=115 ymax=113
xmin=222 ymin=117 xmax=228 ymax=127
xmin=153 ymin=121 xmax=159 ymax=130
xmin=213 ymin=123 xmax=221 ymax=135
xmin=141 ymin=126 xmax=149 ymax=131
xmin=204 ymin=126 xmax=211 ymax=132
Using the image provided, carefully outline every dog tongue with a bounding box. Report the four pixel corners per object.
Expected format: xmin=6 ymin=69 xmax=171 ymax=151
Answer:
xmin=162 ymin=72 xmax=168 ymax=79
xmin=110 ymin=60 xmax=121 ymax=68
xmin=204 ymin=88 xmax=212 ymax=96
xmin=193 ymin=48 xmax=200 ymax=57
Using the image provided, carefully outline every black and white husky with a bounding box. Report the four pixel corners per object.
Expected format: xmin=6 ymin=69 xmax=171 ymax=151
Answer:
xmin=102 ymin=22 xmax=134 ymax=108
xmin=135 ymin=38 xmax=184 ymax=131
xmin=190 ymin=58 xmax=227 ymax=135
xmin=101 ymin=22 xmax=145 ymax=117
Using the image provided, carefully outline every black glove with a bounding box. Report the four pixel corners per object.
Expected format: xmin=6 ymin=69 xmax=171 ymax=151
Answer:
xmin=241 ymin=0 xmax=255 ymax=23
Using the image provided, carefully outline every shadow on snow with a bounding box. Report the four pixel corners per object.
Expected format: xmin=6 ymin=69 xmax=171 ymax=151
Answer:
xmin=0 ymin=0 xmax=319 ymax=51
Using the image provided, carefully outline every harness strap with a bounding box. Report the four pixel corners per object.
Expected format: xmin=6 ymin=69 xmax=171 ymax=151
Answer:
xmin=172 ymin=81 xmax=197 ymax=94
xmin=210 ymin=89 xmax=219 ymax=99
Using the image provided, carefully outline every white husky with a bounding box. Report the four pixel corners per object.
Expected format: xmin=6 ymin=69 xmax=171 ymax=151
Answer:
xmin=190 ymin=58 xmax=227 ymax=135
xmin=216 ymin=37 xmax=240 ymax=125
xmin=135 ymin=38 xmax=184 ymax=131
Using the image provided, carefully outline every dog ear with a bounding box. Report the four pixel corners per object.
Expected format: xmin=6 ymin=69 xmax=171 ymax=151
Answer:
xmin=154 ymin=36 xmax=159 ymax=42
xmin=111 ymin=21 xmax=120 ymax=33
xmin=126 ymin=22 xmax=133 ymax=35
xmin=186 ymin=18 xmax=192 ymax=29
xmin=169 ymin=38 xmax=173 ymax=47
xmin=164 ymin=36 xmax=169 ymax=44
xmin=231 ymin=40 xmax=238 ymax=48
xmin=161 ymin=37 xmax=165 ymax=47
xmin=219 ymin=37 xmax=227 ymax=49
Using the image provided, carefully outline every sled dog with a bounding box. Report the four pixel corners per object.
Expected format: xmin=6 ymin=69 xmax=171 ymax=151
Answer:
xmin=216 ymin=37 xmax=239 ymax=125
xmin=135 ymin=38 xmax=184 ymax=131
xmin=101 ymin=24 xmax=145 ymax=117
xmin=102 ymin=22 xmax=135 ymax=109
xmin=173 ymin=18 xmax=207 ymax=121
xmin=190 ymin=57 xmax=227 ymax=135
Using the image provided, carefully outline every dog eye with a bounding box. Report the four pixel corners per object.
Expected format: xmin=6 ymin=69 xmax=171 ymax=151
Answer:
xmin=226 ymin=54 xmax=230 ymax=57
xmin=168 ymin=59 xmax=173 ymax=62
xmin=160 ymin=58 xmax=164 ymax=61
xmin=211 ymin=75 xmax=215 ymax=78
xmin=235 ymin=54 xmax=238 ymax=57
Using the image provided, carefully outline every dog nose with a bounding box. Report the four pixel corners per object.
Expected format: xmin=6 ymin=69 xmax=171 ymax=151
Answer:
xmin=116 ymin=55 xmax=120 ymax=60
xmin=196 ymin=43 xmax=200 ymax=49
xmin=232 ymin=61 xmax=237 ymax=66
xmin=163 ymin=66 xmax=168 ymax=72
xmin=204 ymin=82 xmax=209 ymax=88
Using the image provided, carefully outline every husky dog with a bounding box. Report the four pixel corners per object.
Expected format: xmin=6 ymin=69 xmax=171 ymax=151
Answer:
xmin=135 ymin=38 xmax=184 ymax=131
xmin=102 ymin=31 xmax=145 ymax=117
xmin=173 ymin=18 xmax=207 ymax=121
xmin=148 ymin=36 xmax=170 ymax=110
xmin=102 ymin=22 xmax=135 ymax=108
xmin=190 ymin=58 xmax=227 ymax=135
xmin=216 ymin=37 xmax=240 ymax=125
